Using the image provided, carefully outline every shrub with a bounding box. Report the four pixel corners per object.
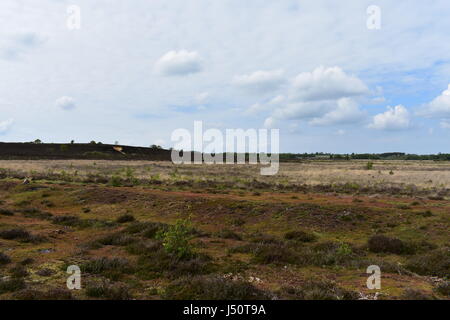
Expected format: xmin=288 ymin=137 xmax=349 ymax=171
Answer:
xmin=51 ymin=216 xmax=114 ymax=229
xmin=20 ymin=258 xmax=34 ymax=266
xmin=36 ymin=268 xmax=55 ymax=277
xmin=0 ymin=209 xmax=14 ymax=216
xmin=162 ymin=275 xmax=271 ymax=300
xmin=85 ymin=281 xmax=132 ymax=300
xmin=435 ymin=281 xmax=450 ymax=297
xmin=216 ymin=229 xmax=242 ymax=241
xmin=0 ymin=252 xmax=11 ymax=265
xmin=20 ymin=208 xmax=53 ymax=219
xmin=284 ymin=230 xmax=317 ymax=242
xmin=406 ymin=248 xmax=450 ymax=278
xmin=0 ymin=278 xmax=25 ymax=294
xmin=252 ymin=243 xmax=298 ymax=265
xmin=81 ymin=257 xmax=132 ymax=276
xmin=135 ymin=246 xmax=212 ymax=279
xmin=94 ymin=233 xmax=137 ymax=247
xmin=367 ymin=235 xmax=414 ymax=255
xmin=365 ymin=162 xmax=374 ymax=170
xmin=401 ymin=289 xmax=436 ymax=300
xmin=9 ymin=265 xmax=29 ymax=278
xmin=281 ymin=279 xmax=358 ymax=300
xmin=0 ymin=228 xmax=45 ymax=243
xmin=13 ymin=288 xmax=74 ymax=300
xmin=156 ymin=219 xmax=194 ymax=259
xmin=116 ymin=214 xmax=135 ymax=224
xmin=124 ymin=221 xmax=169 ymax=239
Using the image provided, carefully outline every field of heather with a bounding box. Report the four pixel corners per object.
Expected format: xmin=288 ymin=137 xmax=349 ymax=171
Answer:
xmin=0 ymin=160 xmax=449 ymax=300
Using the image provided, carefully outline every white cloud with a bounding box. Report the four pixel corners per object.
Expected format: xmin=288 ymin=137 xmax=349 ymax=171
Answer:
xmin=233 ymin=70 xmax=284 ymax=93
xmin=55 ymin=96 xmax=76 ymax=110
xmin=0 ymin=118 xmax=14 ymax=134
xmin=195 ymin=92 xmax=209 ymax=104
xmin=419 ymin=84 xmax=450 ymax=118
xmin=309 ymin=98 xmax=366 ymax=126
xmin=369 ymin=105 xmax=411 ymax=130
xmin=0 ymin=32 xmax=46 ymax=60
xmin=441 ymin=120 xmax=450 ymax=129
xmin=290 ymin=66 xmax=369 ymax=102
xmin=263 ymin=117 xmax=277 ymax=129
xmin=155 ymin=50 xmax=202 ymax=76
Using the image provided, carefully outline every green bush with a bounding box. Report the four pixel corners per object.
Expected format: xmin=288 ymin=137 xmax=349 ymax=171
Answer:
xmin=157 ymin=219 xmax=194 ymax=259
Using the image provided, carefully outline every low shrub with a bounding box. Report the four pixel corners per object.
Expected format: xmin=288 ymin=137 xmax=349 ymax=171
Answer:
xmin=116 ymin=214 xmax=135 ymax=224
xmin=0 ymin=278 xmax=26 ymax=294
xmin=13 ymin=288 xmax=74 ymax=300
xmin=406 ymin=248 xmax=450 ymax=278
xmin=51 ymin=216 xmax=114 ymax=229
xmin=81 ymin=257 xmax=132 ymax=277
xmin=0 ymin=208 xmax=14 ymax=216
xmin=20 ymin=208 xmax=53 ymax=220
xmin=216 ymin=229 xmax=242 ymax=241
xmin=9 ymin=265 xmax=29 ymax=278
xmin=124 ymin=221 xmax=169 ymax=239
xmin=367 ymin=235 xmax=415 ymax=255
xmin=162 ymin=275 xmax=271 ymax=300
xmin=0 ymin=252 xmax=11 ymax=265
xmin=401 ymin=289 xmax=436 ymax=300
xmin=281 ymin=279 xmax=358 ymax=300
xmin=36 ymin=268 xmax=55 ymax=277
xmin=85 ymin=281 xmax=132 ymax=300
xmin=434 ymin=281 xmax=450 ymax=297
xmin=0 ymin=228 xmax=45 ymax=243
xmin=284 ymin=230 xmax=317 ymax=243
xmin=135 ymin=248 xmax=212 ymax=279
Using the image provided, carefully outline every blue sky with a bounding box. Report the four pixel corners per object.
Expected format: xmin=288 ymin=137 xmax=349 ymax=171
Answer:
xmin=0 ymin=0 xmax=449 ymax=153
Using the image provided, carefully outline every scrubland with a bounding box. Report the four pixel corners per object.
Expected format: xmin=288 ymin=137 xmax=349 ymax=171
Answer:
xmin=0 ymin=160 xmax=448 ymax=300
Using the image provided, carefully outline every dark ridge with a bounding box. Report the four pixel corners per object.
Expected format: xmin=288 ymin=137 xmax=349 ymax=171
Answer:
xmin=0 ymin=142 xmax=171 ymax=161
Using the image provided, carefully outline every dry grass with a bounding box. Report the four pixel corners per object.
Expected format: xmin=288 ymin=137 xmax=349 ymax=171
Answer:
xmin=0 ymin=159 xmax=449 ymax=190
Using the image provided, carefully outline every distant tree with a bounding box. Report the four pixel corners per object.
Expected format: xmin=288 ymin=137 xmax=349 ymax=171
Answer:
xmin=115 ymin=141 xmax=119 ymax=145
xmin=70 ymin=140 xmax=75 ymax=144
xmin=34 ymin=139 xmax=42 ymax=144
xmin=90 ymin=141 xmax=96 ymax=145
xmin=150 ymin=144 xmax=162 ymax=149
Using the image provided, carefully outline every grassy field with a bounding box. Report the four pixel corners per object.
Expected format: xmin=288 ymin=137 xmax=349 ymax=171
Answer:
xmin=0 ymin=160 xmax=449 ymax=300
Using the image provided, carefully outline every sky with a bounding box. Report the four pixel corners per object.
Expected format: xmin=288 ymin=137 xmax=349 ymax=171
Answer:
xmin=0 ymin=0 xmax=450 ymax=154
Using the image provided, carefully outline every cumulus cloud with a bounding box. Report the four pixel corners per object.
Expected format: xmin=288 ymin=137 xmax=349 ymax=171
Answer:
xmin=290 ymin=66 xmax=369 ymax=102
xmin=155 ymin=50 xmax=202 ymax=76
xmin=233 ymin=70 xmax=284 ymax=93
xmin=55 ymin=96 xmax=76 ymax=110
xmin=309 ymin=98 xmax=366 ymax=126
xmin=368 ymin=105 xmax=411 ymax=130
xmin=418 ymin=84 xmax=450 ymax=118
xmin=258 ymin=67 xmax=369 ymax=127
xmin=0 ymin=119 xmax=14 ymax=134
